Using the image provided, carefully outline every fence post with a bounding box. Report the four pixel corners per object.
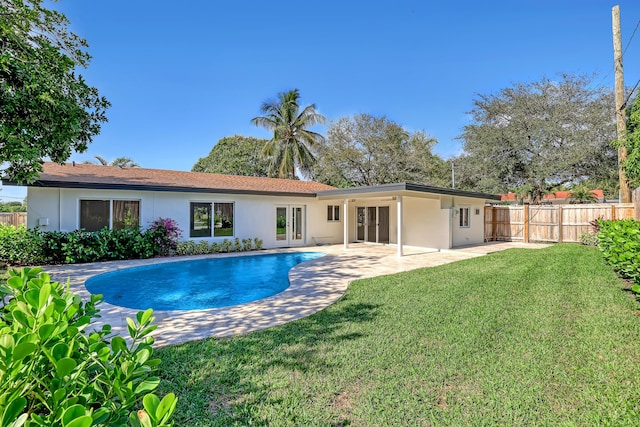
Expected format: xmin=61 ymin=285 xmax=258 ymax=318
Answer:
xmin=524 ymin=204 xmax=530 ymax=243
xmin=611 ymin=204 xmax=616 ymax=220
xmin=634 ymin=187 xmax=640 ymax=220
xmin=558 ymin=205 xmax=563 ymax=243
xmin=492 ymin=207 xmax=497 ymax=241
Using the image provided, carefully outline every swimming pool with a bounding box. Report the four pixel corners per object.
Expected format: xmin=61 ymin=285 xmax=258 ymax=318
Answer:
xmin=85 ymin=252 xmax=325 ymax=311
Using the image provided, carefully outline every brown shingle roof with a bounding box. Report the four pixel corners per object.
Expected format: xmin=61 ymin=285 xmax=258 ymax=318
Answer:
xmin=23 ymin=162 xmax=336 ymax=196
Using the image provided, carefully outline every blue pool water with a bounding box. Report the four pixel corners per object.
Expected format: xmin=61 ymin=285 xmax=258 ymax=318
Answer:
xmin=85 ymin=252 xmax=325 ymax=311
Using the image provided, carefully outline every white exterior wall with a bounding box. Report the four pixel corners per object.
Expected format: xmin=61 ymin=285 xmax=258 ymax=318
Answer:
xmin=451 ymin=197 xmax=486 ymax=247
xmin=27 ymin=188 xmax=344 ymax=249
xmin=402 ymin=198 xmax=450 ymax=249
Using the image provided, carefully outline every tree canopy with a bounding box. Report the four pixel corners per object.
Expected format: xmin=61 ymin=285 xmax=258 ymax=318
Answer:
xmin=192 ymin=135 xmax=270 ymax=176
xmin=622 ymin=95 xmax=640 ymax=188
xmin=251 ymin=89 xmax=325 ymax=179
xmin=310 ymin=114 xmax=449 ymax=188
xmin=455 ymin=74 xmax=617 ymax=203
xmin=0 ymin=0 xmax=110 ymax=183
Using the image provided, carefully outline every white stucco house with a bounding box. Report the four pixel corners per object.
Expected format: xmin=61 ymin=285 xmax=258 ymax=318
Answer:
xmin=6 ymin=162 xmax=500 ymax=256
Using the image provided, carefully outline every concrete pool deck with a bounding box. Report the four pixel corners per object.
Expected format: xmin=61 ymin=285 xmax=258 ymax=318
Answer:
xmin=44 ymin=241 xmax=549 ymax=347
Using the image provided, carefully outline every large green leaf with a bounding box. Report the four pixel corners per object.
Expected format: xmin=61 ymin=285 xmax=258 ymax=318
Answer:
xmin=134 ymin=378 xmax=160 ymax=395
xmin=1 ymin=397 xmax=26 ymax=427
xmin=142 ymin=394 xmax=160 ymax=421
xmin=38 ymin=282 xmax=51 ymax=311
xmin=155 ymin=393 xmax=178 ymax=423
xmin=61 ymin=405 xmax=91 ymax=427
xmin=55 ymin=357 xmax=77 ymax=378
xmin=12 ymin=343 xmax=36 ymax=362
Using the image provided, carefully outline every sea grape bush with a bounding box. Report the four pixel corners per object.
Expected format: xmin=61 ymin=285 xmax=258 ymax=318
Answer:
xmin=0 ymin=267 xmax=177 ymax=426
xmin=0 ymin=218 xmax=182 ymax=266
xmin=0 ymin=224 xmax=44 ymax=265
xmin=0 ymin=221 xmax=266 ymax=266
xmin=596 ymin=218 xmax=640 ymax=286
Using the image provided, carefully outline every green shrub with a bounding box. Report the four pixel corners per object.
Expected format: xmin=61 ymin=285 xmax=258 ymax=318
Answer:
xmin=0 ymin=267 xmax=176 ymax=426
xmin=242 ymin=238 xmax=253 ymax=252
xmin=210 ymin=242 xmax=220 ymax=253
xmin=175 ymin=241 xmax=195 ymax=256
xmin=232 ymin=238 xmax=242 ymax=252
xmin=597 ymin=218 xmax=640 ymax=281
xmin=254 ymin=238 xmax=263 ymax=250
xmin=0 ymin=224 xmax=44 ymax=266
xmin=578 ymin=232 xmax=599 ymax=246
xmin=195 ymin=240 xmax=210 ymax=255
xmin=220 ymin=239 xmax=232 ymax=253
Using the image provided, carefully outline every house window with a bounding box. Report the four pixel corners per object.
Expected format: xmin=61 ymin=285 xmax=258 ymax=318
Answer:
xmin=327 ymin=205 xmax=340 ymax=221
xmin=190 ymin=202 xmax=212 ymax=237
xmin=214 ymin=202 xmax=234 ymax=237
xmin=459 ymin=207 xmax=470 ymax=228
xmin=113 ymin=200 xmax=140 ymax=230
xmin=80 ymin=199 xmax=140 ymax=231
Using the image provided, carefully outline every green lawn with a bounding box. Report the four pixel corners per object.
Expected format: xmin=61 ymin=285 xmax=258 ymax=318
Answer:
xmin=157 ymin=244 xmax=640 ymax=426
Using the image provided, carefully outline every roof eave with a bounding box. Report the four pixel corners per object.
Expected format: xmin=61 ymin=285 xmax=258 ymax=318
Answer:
xmin=14 ymin=179 xmax=318 ymax=198
xmin=317 ymin=182 xmax=501 ymax=201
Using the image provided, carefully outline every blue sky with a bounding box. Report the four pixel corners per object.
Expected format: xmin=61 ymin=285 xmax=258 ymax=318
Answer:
xmin=4 ymin=0 xmax=640 ymax=201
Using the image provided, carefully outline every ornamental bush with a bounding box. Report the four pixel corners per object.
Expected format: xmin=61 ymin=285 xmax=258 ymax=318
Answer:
xmin=0 ymin=267 xmax=176 ymax=426
xmin=146 ymin=219 xmax=182 ymax=256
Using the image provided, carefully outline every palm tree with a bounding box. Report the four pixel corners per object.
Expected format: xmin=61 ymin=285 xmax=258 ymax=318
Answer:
xmin=251 ymin=89 xmax=325 ymax=179
xmin=568 ymin=186 xmax=598 ymax=204
xmin=89 ymin=155 xmax=139 ymax=168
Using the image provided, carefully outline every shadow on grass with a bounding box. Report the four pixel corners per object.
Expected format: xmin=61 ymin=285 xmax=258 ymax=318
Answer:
xmin=156 ymin=298 xmax=380 ymax=424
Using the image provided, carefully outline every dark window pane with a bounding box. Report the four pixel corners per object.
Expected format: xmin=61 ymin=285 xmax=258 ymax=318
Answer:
xmin=327 ymin=205 xmax=333 ymax=221
xmin=214 ymin=202 xmax=234 ymax=237
xmin=190 ymin=202 xmax=212 ymax=237
xmin=113 ymin=200 xmax=140 ymax=230
xmin=80 ymin=200 xmax=110 ymax=231
xmin=334 ymin=205 xmax=340 ymax=221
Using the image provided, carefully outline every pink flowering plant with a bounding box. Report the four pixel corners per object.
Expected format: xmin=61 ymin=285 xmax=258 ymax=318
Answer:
xmin=146 ymin=217 xmax=182 ymax=256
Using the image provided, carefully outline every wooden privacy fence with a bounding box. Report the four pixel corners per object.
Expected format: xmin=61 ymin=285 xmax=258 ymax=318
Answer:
xmin=0 ymin=212 xmax=27 ymax=227
xmin=484 ymin=204 xmax=635 ymax=243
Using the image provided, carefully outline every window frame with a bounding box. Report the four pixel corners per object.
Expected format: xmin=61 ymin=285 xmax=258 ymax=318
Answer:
xmin=190 ymin=202 xmax=213 ymax=238
xmin=459 ymin=207 xmax=470 ymax=228
xmin=213 ymin=202 xmax=234 ymax=237
xmin=327 ymin=205 xmax=341 ymax=222
xmin=79 ymin=199 xmax=140 ymax=231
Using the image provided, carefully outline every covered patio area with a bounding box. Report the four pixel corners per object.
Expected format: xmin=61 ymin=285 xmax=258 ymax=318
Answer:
xmin=317 ymin=183 xmax=501 ymax=256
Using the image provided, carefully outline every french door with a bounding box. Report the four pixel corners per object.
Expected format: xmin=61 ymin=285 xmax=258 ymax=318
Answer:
xmin=356 ymin=206 xmax=389 ymax=244
xmin=275 ymin=205 xmax=305 ymax=246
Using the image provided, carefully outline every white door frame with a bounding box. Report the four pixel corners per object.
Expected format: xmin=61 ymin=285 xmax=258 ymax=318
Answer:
xmin=355 ymin=205 xmax=390 ymax=244
xmin=275 ymin=205 xmax=305 ymax=246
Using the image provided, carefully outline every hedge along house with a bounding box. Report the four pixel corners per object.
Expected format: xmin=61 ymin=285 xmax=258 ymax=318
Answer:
xmin=7 ymin=162 xmax=500 ymax=256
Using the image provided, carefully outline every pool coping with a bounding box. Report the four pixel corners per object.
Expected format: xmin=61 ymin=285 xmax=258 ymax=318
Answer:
xmin=42 ymin=242 xmax=549 ymax=347
xmin=45 ymin=248 xmax=347 ymax=347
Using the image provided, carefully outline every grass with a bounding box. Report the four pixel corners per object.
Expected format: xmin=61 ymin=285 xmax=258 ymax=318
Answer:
xmin=156 ymin=244 xmax=640 ymax=426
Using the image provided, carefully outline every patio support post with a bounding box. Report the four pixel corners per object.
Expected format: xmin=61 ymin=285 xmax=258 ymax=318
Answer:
xmin=343 ymin=198 xmax=349 ymax=250
xmin=397 ymin=195 xmax=403 ymax=257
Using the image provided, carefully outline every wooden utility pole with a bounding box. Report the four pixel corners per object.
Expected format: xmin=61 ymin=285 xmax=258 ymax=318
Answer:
xmin=613 ymin=5 xmax=631 ymax=202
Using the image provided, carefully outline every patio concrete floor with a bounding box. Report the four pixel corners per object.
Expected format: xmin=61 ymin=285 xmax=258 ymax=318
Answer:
xmin=45 ymin=241 xmax=549 ymax=347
